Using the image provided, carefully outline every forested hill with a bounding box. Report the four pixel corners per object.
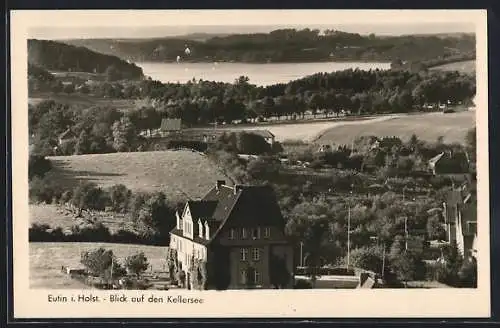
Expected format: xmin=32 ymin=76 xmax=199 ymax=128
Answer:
xmin=28 ymin=39 xmax=144 ymax=80
xmin=62 ymin=29 xmax=475 ymax=65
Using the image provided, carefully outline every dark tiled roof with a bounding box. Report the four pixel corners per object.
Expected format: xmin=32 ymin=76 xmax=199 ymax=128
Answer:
xmin=160 ymin=118 xmax=182 ymax=131
xmin=170 ymin=183 xmax=285 ymax=245
xmin=186 ymin=200 xmax=218 ymax=221
xmin=245 ymin=129 xmax=275 ymax=139
xmin=202 ymin=184 xmax=285 ymax=227
xmin=202 ymin=185 xmax=241 ymax=222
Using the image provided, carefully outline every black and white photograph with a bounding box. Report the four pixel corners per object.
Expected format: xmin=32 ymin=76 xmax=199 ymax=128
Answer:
xmin=11 ymin=9 xmax=490 ymax=318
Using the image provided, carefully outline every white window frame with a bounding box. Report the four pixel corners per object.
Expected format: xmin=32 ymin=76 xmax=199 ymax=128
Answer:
xmin=264 ymin=227 xmax=271 ymax=238
xmin=252 ymin=248 xmax=260 ymax=261
xmin=229 ymin=228 xmax=235 ymax=240
xmin=241 ymin=248 xmax=248 ymax=261
xmin=254 ymin=270 xmax=260 ymax=285
xmin=242 ymin=228 xmax=247 ymax=239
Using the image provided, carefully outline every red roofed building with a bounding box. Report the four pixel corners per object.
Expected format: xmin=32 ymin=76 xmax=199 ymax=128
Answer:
xmin=168 ymin=180 xmax=294 ymax=290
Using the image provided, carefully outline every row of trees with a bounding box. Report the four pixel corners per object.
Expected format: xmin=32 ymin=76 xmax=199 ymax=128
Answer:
xmin=29 ymin=67 xmax=475 ymax=157
xmin=124 ymin=69 xmax=475 ymax=126
xmin=29 ymin=164 xmax=177 ymax=244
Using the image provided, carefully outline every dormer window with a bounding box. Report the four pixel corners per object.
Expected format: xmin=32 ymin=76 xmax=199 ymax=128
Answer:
xmin=205 ymin=222 xmax=210 ymax=240
xmin=229 ymin=228 xmax=235 ymax=240
xmin=242 ymin=228 xmax=247 ymax=239
xmin=198 ymin=220 xmax=203 ymax=238
xmin=264 ymin=227 xmax=271 ymax=238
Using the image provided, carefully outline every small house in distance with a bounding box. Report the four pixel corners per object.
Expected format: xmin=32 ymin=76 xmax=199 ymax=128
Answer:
xmin=246 ymin=130 xmax=275 ymax=146
xmin=58 ymin=128 xmax=77 ymax=146
xmin=168 ymin=180 xmax=294 ymax=290
xmin=159 ymin=118 xmax=182 ymax=137
xmin=428 ymin=150 xmax=469 ymax=176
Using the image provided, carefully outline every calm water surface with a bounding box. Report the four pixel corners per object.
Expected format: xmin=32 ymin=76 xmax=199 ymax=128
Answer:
xmin=136 ymin=62 xmax=391 ymax=86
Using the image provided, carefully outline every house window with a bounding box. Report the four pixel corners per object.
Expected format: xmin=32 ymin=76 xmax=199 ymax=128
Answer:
xmin=199 ymin=221 xmax=203 ymax=238
xmin=252 ymin=227 xmax=260 ymax=239
xmin=264 ymin=227 xmax=271 ymax=238
xmin=240 ymin=270 xmax=247 ymax=284
xmin=242 ymin=228 xmax=247 ymax=239
xmin=229 ymin=228 xmax=235 ymax=240
xmin=254 ymin=270 xmax=261 ymax=285
xmin=241 ymin=248 xmax=248 ymax=261
xmin=252 ymin=248 xmax=260 ymax=261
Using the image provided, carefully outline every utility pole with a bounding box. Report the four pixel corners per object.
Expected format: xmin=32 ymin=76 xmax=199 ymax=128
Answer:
xmin=110 ymin=256 xmax=114 ymax=285
xmin=300 ymin=241 xmax=304 ymax=267
xmin=347 ymin=204 xmax=351 ymax=269
xmin=381 ymin=244 xmax=386 ymax=279
xmin=404 ymin=216 xmax=408 ymax=252
xmin=347 ymin=188 xmax=353 ymax=269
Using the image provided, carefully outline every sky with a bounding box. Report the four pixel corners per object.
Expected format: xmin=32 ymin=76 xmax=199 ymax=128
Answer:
xmin=30 ymin=22 xmax=475 ymax=40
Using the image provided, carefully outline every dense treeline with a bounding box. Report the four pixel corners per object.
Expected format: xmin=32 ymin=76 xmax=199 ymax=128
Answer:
xmin=28 ymin=66 xmax=475 ymax=157
xmin=64 ymin=29 xmax=475 ymax=65
xmin=30 ymin=177 xmax=178 ymax=246
xmin=28 ymin=39 xmax=144 ymax=80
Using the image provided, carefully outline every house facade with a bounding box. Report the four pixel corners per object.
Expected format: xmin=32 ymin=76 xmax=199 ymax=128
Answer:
xmin=168 ymin=180 xmax=294 ymax=290
xmin=443 ymin=177 xmax=477 ymax=259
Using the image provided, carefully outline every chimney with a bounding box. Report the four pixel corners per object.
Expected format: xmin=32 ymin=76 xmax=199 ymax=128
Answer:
xmin=216 ymin=180 xmax=225 ymax=190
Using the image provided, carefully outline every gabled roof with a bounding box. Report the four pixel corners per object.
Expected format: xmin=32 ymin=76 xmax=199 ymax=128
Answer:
xmin=59 ymin=128 xmax=76 ymax=140
xmin=201 ymin=184 xmax=284 ymax=227
xmin=245 ymin=129 xmax=275 ymax=139
xmin=186 ymin=200 xmax=218 ymax=221
xmin=428 ymin=152 xmax=444 ymax=166
xmin=171 ymin=183 xmax=285 ymax=245
xmin=160 ymin=118 xmax=182 ymax=131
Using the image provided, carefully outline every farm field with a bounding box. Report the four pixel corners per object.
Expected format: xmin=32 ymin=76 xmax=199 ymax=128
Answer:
xmin=30 ymin=242 xmax=167 ymax=289
xmin=429 ymin=60 xmax=475 ymax=74
xmin=224 ymin=114 xmax=403 ymax=142
xmin=46 ymin=150 xmax=231 ymax=202
xmin=314 ymin=111 xmax=475 ymax=146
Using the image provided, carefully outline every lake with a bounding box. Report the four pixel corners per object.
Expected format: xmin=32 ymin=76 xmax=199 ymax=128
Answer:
xmin=136 ymin=62 xmax=391 ymax=86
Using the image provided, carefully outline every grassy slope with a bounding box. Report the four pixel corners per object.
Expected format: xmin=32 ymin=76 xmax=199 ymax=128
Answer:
xmin=30 ymin=242 xmax=166 ymax=289
xmin=429 ymin=60 xmax=476 ymax=74
xmin=313 ymin=111 xmax=475 ymax=146
xmin=46 ymin=150 xmax=231 ymax=202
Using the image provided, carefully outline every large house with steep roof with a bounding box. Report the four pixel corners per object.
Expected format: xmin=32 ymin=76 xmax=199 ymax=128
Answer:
xmin=443 ymin=176 xmax=477 ymax=259
xmin=168 ymin=180 xmax=294 ymax=290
